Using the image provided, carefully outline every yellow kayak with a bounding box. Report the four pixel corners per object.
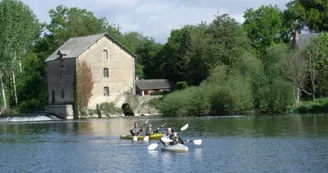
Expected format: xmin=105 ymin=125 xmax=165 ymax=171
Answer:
xmin=120 ymin=133 xmax=164 ymax=140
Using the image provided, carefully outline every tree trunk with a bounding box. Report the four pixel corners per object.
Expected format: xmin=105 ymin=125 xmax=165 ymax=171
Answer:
xmin=0 ymin=75 xmax=7 ymax=108
xmin=312 ymin=73 xmax=316 ymax=101
xmin=19 ymin=56 xmax=22 ymax=72
xmin=295 ymin=87 xmax=300 ymax=107
xmin=12 ymin=71 xmax=18 ymax=106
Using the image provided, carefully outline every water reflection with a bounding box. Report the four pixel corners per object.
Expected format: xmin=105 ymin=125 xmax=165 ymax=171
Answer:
xmin=194 ymin=147 xmax=203 ymax=160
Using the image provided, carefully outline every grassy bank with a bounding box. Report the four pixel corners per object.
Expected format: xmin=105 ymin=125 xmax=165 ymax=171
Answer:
xmin=292 ymin=98 xmax=328 ymax=114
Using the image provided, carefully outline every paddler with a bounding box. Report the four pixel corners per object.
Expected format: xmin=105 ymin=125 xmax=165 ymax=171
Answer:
xmin=169 ymin=128 xmax=188 ymax=145
xmin=130 ymin=122 xmax=143 ymax=136
xmin=160 ymin=127 xmax=172 ymax=146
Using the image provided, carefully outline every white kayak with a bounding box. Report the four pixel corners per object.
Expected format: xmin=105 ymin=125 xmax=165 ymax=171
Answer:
xmin=162 ymin=143 xmax=189 ymax=152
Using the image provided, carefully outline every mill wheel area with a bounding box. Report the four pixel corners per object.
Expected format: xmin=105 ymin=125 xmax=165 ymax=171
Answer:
xmin=121 ymin=103 xmax=135 ymax=116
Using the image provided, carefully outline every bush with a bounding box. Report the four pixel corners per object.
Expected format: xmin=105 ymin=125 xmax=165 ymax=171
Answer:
xmin=175 ymin=81 xmax=189 ymax=90
xmin=155 ymin=65 xmax=254 ymax=116
xmin=99 ymin=102 xmax=123 ymax=115
xmin=150 ymin=91 xmax=169 ymax=96
xmin=18 ymin=99 xmax=43 ymax=113
xmin=295 ymin=98 xmax=328 ymax=114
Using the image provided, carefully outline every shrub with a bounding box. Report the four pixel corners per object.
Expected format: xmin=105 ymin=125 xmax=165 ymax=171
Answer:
xmin=175 ymin=81 xmax=189 ymax=90
xmin=99 ymin=102 xmax=122 ymax=115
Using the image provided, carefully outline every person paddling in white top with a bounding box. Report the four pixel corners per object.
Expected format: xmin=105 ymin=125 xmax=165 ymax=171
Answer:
xmin=160 ymin=127 xmax=172 ymax=146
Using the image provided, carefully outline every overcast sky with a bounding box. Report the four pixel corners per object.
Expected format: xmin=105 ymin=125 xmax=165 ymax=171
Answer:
xmin=22 ymin=0 xmax=289 ymax=43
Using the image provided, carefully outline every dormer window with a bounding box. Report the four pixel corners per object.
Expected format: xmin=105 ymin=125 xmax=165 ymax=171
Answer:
xmin=57 ymin=50 xmax=70 ymax=56
xmin=103 ymin=50 xmax=108 ymax=59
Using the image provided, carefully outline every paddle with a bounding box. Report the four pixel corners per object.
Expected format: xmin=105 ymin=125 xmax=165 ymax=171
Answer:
xmin=187 ymin=139 xmax=202 ymax=145
xmin=148 ymin=123 xmax=189 ymax=150
xmin=180 ymin=124 xmax=188 ymax=131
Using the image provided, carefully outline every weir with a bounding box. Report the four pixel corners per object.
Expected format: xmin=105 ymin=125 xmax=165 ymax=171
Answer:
xmin=0 ymin=112 xmax=64 ymax=122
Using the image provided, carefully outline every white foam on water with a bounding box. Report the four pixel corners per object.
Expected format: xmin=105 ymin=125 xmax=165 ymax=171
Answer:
xmin=0 ymin=115 xmax=62 ymax=122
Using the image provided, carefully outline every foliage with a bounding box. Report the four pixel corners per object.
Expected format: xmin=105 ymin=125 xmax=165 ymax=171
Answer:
xmin=301 ymin=33 xmax=328 ymax=100
xmin=124 ymin=88 xmax=139 ymax=109
xmin=0 ymin=0 xmax=42 ymax=109
xmin=99 ymin=102 xmax=123 ymax=115
xmin=149 ymin=91 xmax=169 ymax=96
xmin=286 ymin=0 xmax=328 ymax=32
xmin=47 ymin=5 xmax=122 ymax=47
xmin=16 ymin=52 xmax=47 ymax=113
xmin=175 ymin=81 xmax=189 ymax=90
xmin=243 ymin=4 xmax=290 ymax=57
xmin=295 ymin=98 xmax=328 ymax=114
xmin=76 ymin=61 xmax=94 ymax=111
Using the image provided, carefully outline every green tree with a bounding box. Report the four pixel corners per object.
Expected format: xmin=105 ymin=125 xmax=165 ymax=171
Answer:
xmin=0 ymin=0 xmax=41 ymax=108
xmin=243 ymin=4 xmax=289 ymax=58
xmin=302 ymin=33 xmax=328 ymax=100
xmin=16 ymin=52 xmax=47 ymax=113
xmin=206 ymin=13 xmax=250 ymax=67
xmin=136 ymin=37 xmax=163 ymax=79
xmin=286 ymin=0 xmax=328 ymax=32
xmin=46 ymin=5 xmax=122 ymax=50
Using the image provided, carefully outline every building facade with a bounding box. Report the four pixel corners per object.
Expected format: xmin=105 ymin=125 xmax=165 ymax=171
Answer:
xmin=44 ymin=33 xmax=135 ymax=118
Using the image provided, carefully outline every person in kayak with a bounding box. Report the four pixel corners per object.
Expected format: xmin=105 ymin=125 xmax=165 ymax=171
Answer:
xmin=145 ymin=124 xmax=159 ymax=136
xmin=160 ymin=127 xmax=172 ymax=146
xmin=169 ymin=128 xmax=189 ymax=145
xmin=130 ymin=122 xmax=143 ymax=136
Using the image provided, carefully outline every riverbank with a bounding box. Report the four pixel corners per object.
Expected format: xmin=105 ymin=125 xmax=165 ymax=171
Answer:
xmin=291 ymin=98 xmax=328 ymax=114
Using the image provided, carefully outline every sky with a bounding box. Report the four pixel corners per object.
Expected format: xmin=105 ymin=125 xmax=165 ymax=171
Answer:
xmin=22 ymin=0 xmax=289 ymax=43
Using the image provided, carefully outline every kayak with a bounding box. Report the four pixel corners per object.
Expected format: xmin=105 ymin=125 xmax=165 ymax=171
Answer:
xmin=120 ymin=133 xmax=164 ymax=140
xmin=162 ymin=143 xmax=189 ymax=152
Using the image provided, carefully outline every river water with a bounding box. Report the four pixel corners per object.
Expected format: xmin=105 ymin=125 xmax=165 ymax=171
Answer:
xmin=0 ymin=115 xmax=328 ymax=173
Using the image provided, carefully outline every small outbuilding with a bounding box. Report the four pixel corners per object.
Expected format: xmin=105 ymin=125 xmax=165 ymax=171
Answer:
xmin=135 ymin=79 xmax=173 ymax=96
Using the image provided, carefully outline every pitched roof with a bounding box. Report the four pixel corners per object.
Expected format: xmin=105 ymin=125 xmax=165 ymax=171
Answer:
xmin=295 ymin=33 xmax=320 ymax=50
xmin=45 ymin=33 xmax=136 ymax=62
xmin=136 ymin=79 xmax=172 ymax=90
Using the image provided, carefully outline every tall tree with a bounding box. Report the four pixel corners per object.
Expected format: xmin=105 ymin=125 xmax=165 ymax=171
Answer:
xmin=286 ymin=0 xmax=328 ymax=32
xmin=175 ymin=29 xmax=192 ymax=82
xmin=279 ymin=50 xmax=307 ymax=106
xmin=136 ymin=37 xmax=163 ymax=79
xmin=243 ymin=4 xmax=290 ymax=58
xmin=206 ymin=13 xmax=250 ymax=66
xmin=301 ymin=33 xmax=328 ymax=100
xmin=45 ymin=5 xmax=122 ymax=51
xmin=0 ymin=0 xmax=41 ymax=107
xmin=16 ymin=52 xmax=47 ymax=112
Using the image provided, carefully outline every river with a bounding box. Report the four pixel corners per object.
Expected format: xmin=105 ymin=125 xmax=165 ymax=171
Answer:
xmin=0 ymin=115 xmax=327 ymax=173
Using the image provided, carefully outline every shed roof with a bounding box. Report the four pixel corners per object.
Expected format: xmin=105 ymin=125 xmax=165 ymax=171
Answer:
xmin=45 ymin=33 xmax=136 ymax=62
xmin=136 ymin=79 xmax=172 ymax=90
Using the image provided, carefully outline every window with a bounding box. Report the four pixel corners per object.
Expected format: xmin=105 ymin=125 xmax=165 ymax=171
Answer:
xmin=104 ymin=87 xmax=109 ymax=96
xmin=61 ymin=89 xmax=65 ymax=98
xmin=104 ymin=68 xmax=108 ymax=77
xmin=103 ymin=50 xmax=108 ymax=59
